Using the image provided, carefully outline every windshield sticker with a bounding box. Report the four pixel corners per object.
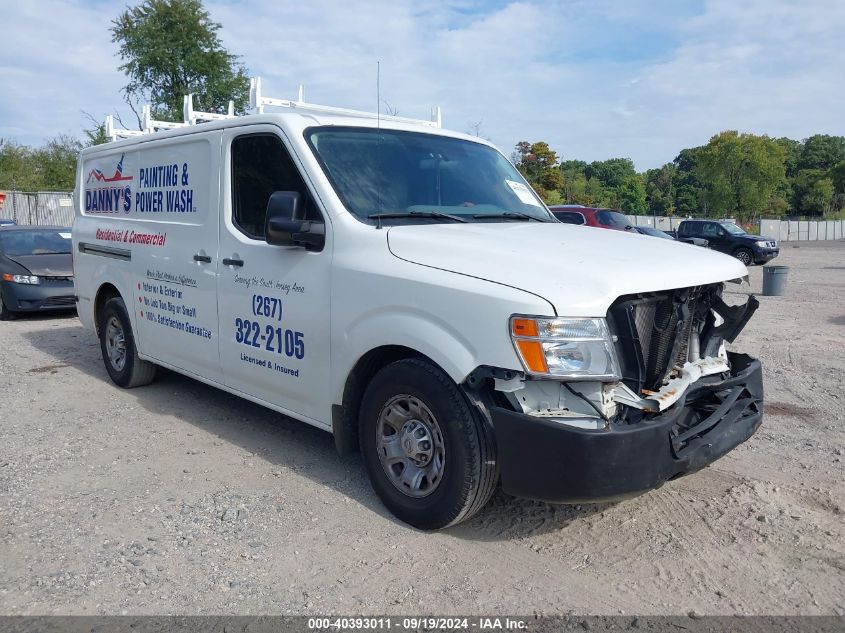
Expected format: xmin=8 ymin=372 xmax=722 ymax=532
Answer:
xmin=59 ymin=232 xmax=71 ymax=239
xmin=505 ymin=180 xmax=541 ymax=207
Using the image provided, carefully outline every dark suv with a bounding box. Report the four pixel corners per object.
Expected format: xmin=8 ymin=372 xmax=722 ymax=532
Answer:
xmin=676 ymin=220 xmax=778 ymax=265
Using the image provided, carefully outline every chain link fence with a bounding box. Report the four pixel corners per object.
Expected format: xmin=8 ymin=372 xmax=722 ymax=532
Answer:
xmin=0 ymin=191 xmax=75 ymax=227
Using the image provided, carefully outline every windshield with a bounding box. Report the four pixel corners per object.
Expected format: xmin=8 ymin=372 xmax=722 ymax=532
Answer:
xmin=638 ymin=226 xmax=672 ymax=239
xmin=553 ymin=211 xmax=585 ymax=225
xmin=720 ymin=222 xmax=747 ymax=236
xmin=305 ymin=127 xmax=553 ymax=223
xmin=596 ymin=210 xmax=632 ymax=229
xmin=0 ymin=229 xmax=72 ymax=256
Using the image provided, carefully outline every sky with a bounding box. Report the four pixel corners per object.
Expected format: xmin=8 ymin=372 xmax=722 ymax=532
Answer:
xmin=1 ymin=0 xmax=843 ymax=170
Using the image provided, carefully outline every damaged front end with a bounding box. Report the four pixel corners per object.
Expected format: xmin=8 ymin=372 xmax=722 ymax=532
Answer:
xmin=607 ymin=284 xmax=759 ymax=413
xmin=481 ymin=282 xmax=764 ymax=503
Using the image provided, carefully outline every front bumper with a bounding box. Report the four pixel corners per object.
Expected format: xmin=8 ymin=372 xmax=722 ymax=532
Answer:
xmin=1 ymin=279 xmax=76 ymax=312
xmin=752 ymin=247 xmax=779 ymax=263
xmin=490 ymin=352 xmax=763 ymax=503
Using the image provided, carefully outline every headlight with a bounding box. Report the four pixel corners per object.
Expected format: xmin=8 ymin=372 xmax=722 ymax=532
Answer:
xmin=510 ymin=316 xmax=621 ymax=380
xmin=2 ymin=273 xmax=40 ymax=285
xmin=755 ymin=240 xmax=768 ymax=248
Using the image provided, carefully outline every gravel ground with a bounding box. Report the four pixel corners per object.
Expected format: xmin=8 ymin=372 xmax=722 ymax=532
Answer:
xmin=1 ymin=242 xmax=843 ymax=616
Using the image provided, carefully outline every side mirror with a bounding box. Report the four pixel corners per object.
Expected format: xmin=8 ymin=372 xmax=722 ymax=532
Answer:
xmin=264 ymin=191 xmax=325 ymax=251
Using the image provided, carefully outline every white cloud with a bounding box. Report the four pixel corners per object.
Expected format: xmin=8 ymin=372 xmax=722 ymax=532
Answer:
xmin=1 ymin=0 xmax=843 ymax=169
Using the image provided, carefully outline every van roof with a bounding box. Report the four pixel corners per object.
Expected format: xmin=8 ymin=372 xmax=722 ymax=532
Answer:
xmin=81 ymin=110 xmax=491 ymax=157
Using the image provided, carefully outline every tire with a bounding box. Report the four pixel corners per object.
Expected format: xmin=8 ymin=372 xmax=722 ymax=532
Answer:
xmin=98 ymin=296 xmax=156 ymax=388
xmin=359 ymin=358 xmax=498 ymax=530
xmin=734 ymin=247 xmax=754 ymax=266
xmin=0 ymin=292 xmax=16 ymax=321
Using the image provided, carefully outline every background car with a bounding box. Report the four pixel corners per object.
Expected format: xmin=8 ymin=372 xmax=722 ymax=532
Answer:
xmin=633 ymin=225 xmax=673 ymax=240
xmin=677 ymin=219 xmax=779 ymax=265
xmin=549 ymin=205 xmax=636 ymax=232
xmin=0 ymin=225 xmax=75 ymax=320
xmin=636 ymin=225 xmax=710 ymax=247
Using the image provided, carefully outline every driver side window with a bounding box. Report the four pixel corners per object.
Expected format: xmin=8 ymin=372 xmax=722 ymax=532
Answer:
xmin=231 ymin=134 xmax=321 ymax=240
xmin=701 ymin=223 xmax=722 ymax=238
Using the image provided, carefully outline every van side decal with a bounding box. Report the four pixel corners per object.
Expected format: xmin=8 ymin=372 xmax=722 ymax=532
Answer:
xmin=78 ymin=242 xmax=132 ymax=261
xmin=85 ymin=154 xmax=133 ymax=214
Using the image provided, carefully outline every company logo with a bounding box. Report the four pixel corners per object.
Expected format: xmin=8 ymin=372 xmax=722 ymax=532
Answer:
xmin=86 ymin=154 xmax=134 ymax=184
xmin=85 ymin=154 xmax=133 ymax=214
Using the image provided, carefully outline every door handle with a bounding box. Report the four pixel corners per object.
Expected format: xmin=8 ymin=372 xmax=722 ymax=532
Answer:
xmin=222 ymin=258 xmax=244 ymax=267
xmin=193 ymin=254 xmax=212 ymax=263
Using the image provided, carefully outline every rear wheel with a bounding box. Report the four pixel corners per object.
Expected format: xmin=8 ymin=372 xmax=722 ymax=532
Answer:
xmin=734 ymin=247 xmax=753 ymax=266
xmin=359 ymin=358 xmax=497 ymax=530
xmin=98 ymin=296 xmax=156 ymax=388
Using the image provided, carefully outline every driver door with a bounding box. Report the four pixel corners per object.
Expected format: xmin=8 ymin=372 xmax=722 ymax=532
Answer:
xmin=702 ymin=222 xmax=729 ymax=253
xmin=216 ymin=126 xmax=332 ymax=425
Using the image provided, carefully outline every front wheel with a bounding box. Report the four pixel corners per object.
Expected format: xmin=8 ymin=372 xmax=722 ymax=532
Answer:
xmin=359 ymin=358 xmax=498 ymax=530
xmin=734 ymin=247 xmax=753 ymax=266
xmin=98 ymin=296 xmax=156 ymax=388
xmin=0 ymin=292 xmax=16 ymax=321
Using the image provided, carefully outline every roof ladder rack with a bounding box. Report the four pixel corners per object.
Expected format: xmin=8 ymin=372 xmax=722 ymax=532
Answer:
xmin=142 ymin=105 xmax=188 ymax=133
xmin=105 ymin=105 xmax=189 ymax=141
xmin=249 ymin=76 xmax=442 ymax=128
xmin=104 ymin=99 xmax=235 ymax=141
xmin=103 ymin=77 xmax=442 ymax=142
xmin=183 ymin=94 xmax=236 ymax=125
xmin=104 ymin=115 xmax=145 ymax=142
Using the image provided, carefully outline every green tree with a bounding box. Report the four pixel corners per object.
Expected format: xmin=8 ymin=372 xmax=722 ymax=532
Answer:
xmin=830 ymin=160 xmax=845 ymax=213
xmin=796 ymin=134 xmax=845 ymax=172
xmin=793 ymin=169 xmax=834 ymax=216
xmin=694 ymin=131 xmax=786 ymax=221
xmin=584 ymin=177 xmax=609 ymax=207
xmin=645 ymin=163 xmax=676 ymax=215
xmin=558 ymin=159 xmax=587 ymax=203
xmin=35 ymin=136 xmax=83 ymax=190
xmin=774 ymin=137 xmax=802 ymax=178
xmin=672 ymin=147 xmax=706 ymax=216
xmin=585 ymin=158 xmax=636 ymax=190
xmin=0 ymin=140 xmax=38 ymax=190
xmin=616 ymin=174 xmax=647 ymax=214
xmin=0 ymin=137 xmax=81 ymax=191
xmin=112 ymin=0 xmax=250 ymax=124
xmin=831 ymin=160 xmax=845 ymax=193
xmin=82 ymin=115 xmax=110 ymax=147
xmin=513 ymin=141 xmax=562 ymax=203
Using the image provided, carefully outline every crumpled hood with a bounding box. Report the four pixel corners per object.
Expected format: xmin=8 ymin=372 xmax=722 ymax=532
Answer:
xmin=7 ymin=253 xmax=73 ymax=277
xmin=387 ymin=223 xmax=748 ymax=316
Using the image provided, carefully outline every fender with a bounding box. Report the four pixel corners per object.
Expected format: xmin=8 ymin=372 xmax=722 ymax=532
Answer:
xmin=77 ymin=253 xmax=141 ymax=349
xmin=331 ymin=305 xmax=484 ymax=406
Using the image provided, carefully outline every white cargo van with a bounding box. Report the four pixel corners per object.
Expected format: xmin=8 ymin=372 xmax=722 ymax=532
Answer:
xmin=73 ymin=86 xmax=763 ymax=529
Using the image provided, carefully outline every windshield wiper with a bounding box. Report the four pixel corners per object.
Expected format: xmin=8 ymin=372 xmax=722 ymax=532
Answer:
xmin=367 ymin=211 xmax=469 ymax=226
xmin=472 ymin=211 xmax=545 ymax=222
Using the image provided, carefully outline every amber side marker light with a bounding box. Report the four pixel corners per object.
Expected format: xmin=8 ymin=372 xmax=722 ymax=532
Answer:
xmin=512 ymin=318 xmax=548 ymax=373
xmin=511 ymin=318 xmax=538 ymax=337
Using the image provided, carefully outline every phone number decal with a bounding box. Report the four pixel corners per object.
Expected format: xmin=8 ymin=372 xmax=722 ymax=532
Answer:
xmin=234 ymin=318 xmax=305 ymax=359
xmin=252 ymin=294 xmax=283 ymax=322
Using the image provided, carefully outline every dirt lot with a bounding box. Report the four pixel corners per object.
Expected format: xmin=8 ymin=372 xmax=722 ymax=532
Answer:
xmin=1 ymin=242 xmax=843 ymax=616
